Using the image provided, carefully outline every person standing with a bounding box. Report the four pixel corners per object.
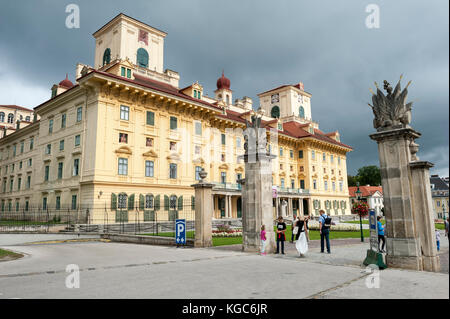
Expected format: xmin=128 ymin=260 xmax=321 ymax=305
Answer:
xmin=275 ymin=216 xmax=287 ymax=254
xmin=290 ymin=215 xmax=297 ymax=243
xmin=436 ymin=228 xmax=441 ymax=252
xmin=319 ymin=210 xmax=331 ymax=254
xmin=445 ymin=217 xmax=449 ymax=245
xmin=295 ymin=216 xmax=309 ymax=257
xmin=260 ymin=225 xmax=267 ymax=256
xmin=377 ymin=216 xmax=386 ymax=253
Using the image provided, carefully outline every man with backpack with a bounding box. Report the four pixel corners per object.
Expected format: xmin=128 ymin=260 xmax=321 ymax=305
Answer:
xmin=319 ymin=210 xmax=331 ymax=254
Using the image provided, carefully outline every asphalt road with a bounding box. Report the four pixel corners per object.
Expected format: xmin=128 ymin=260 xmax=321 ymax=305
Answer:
xmin=0 ymin=233 xmax=448 ymax=299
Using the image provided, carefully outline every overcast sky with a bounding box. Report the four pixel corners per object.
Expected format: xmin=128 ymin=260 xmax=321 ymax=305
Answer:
xmin=0 ymin=0 xmax=448 ymax=176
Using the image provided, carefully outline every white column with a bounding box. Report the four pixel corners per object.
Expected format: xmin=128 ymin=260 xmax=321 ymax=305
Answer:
xmin=225 ymin=195 xmax=229 ymax=219
xmin=228 ymin=196 xmax=233 ymax=218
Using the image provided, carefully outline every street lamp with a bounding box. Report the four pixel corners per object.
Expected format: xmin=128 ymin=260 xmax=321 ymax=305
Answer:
xmin=442 ymin=203 xmax=446 ymax=221
xmin=355 ymin=182 xmax=364 ymax=242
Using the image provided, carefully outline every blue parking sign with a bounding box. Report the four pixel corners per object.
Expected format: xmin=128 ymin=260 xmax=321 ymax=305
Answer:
xmin=175 ymin=219 xmax=186 ymax=245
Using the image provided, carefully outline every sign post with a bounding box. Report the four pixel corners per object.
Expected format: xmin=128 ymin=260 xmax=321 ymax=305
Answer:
xmin=175 ymin=219 xmax=186 ymax=246
xmin=363 ymin=210 xmax=387 ymax=269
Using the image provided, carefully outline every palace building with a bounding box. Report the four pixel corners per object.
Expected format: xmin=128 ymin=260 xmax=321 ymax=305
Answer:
xmin=0 ymin=13 xmax=352 ymax=221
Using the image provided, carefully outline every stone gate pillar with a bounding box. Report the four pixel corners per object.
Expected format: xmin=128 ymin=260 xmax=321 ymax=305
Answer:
xmin=192 ymin=169 xmax=213 ymax=248
xmin=369 ymin=77 xmax=439 ymax=271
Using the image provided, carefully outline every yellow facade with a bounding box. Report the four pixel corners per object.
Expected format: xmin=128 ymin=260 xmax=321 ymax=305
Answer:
xmin=0 ymin=14 xmax=352 ymax=222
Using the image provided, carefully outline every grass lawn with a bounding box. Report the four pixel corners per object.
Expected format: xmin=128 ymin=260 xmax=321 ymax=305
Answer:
xmin=0 ymin=220 xmax=62 ymax=226
xmin=343 ymin=220 xmax=384 ymax=225
xmin=0 ymin=248 xmax=23 ymax=261
xmin=140 ymin=231 xmax=195 ymax=238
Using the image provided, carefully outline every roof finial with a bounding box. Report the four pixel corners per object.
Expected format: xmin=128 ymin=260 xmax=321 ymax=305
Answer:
xmin=222 ymin=69 xmax=224 ymax=77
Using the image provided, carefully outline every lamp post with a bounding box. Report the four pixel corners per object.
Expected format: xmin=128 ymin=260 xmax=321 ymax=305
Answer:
xmin=442 ymin=203 xmax=446 ymax=221
xmin=355 ymin=182 xmax=364 ymax=242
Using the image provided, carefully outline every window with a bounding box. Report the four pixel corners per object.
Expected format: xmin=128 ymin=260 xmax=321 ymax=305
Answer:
xmin=121 ymin=67 xmax=126 ymax=77
xmin=169 ymin=163 xmax=177 ymax=179
xmin=280 ymin=164 xmax=283 ymax=170
xmin=281 ymin=178 xmax=285 ymax=188
xmin=48 ymin=119 xmax=53 ymax=133
xmin=11 ymin=163 xmax=14 ymax=172
xmin=193 ymin=90 xmax=197 ymax=98
xmin=58 ymin=162 xmax=63 ymax=179
xmin=291 ymin=179 xmax=295 ymax=189
xmin=323 ymin=153 xmax=326 ymax=161
xmin=44 ymin=166 xmax=49 ymax=181
xmin=146 ymin=138 xmax=153 ymax=147
xmin=42 ymin=197 xmax=47 ymax=210
xmin=145 ymin=161 xmax=154 ymax=177
xmin=120 ymin=105 xmax=129 ymax=121
xmin=221 ymin=134 xmax=226 ymax=145
xmin=0 ymin=112 xmax=4 ymax=122
xmin=25 ymin=201 xmax=29 ymax=211
xmin=61 ymin=113 xmax=66 ymax=128
xmin=313 ymin=179 xmax=317 ymax=189
xmin=195 ymin=145 xmax=201 ymax=155
xmin=300 ymin=166 xmax=304 ymax=172
xmin=311 ymin=150 xmax=315 ymax=160
xmin=77 ymin=107 xmax=82 ymax=122
xmin=45 ymin=144 xmax=51 ymax=155
xmin=73 ymin=159 xmax=79 ymax=176
xmin=118 ymin=193 xmax=127 ymax=209
xmin=20 ymin=141 xmax=24 ymax=153
xmin=17 ymin=177 xmax=21 ymax=191
xmin=25 ymin=116 xmax=30 ymax=122
xmin=299 ymin=106 xmax=305 ymax=118
xmin=169 ymin=195 xmax=177 ymax=209
xmin=9 ymin=179 xmax=13 ymax=192
xmin=330 ymin=154 xmax=334 ymax=163
xmin=28 ymin=158 xmax=32 ymax=167
xmin=279 ymin=147 xmax=283 ymax=156
xmin=170 ymin=142 xmax=176 ymax=151
xmin=118 ymin=158 xmax=128 ymax=175
xmin=300 ymin=180 xmax=305 ymax=189
xmin=195 ymin=166 xmax=202 ymax=181
xmin=19 ymin=161 xmax=22 ymax=169
xmin=323 ymin=168 xmax=326 ymax=174
xmin=26 ymin=176 xmax=31 ymax=189
xmin=290 ymin=165 xmax=293 ymax=172
xmin=60 ymin=140 xmax=65 ymax=151
xmin=13 ymin=145 xmax=16 ymax=156
xmin=195 ymin=122 xmax=202 ymax=135
xmin=145 ymin=195 xmax=154 ymax=209
xmin=30 ymin=137 xmax=34 ymax=150
xmin=127 ymin=69 xmax=131 ymax=79
xmin=290 ymin=150 xmax=293 ymax=158
xmin=119 ymin=133 xmax=127 ymax=143
xmin=146 ymin=111 xmax=155 ymax=125
xmin=71 ymin=195 xmax=77 ymax=210
xmin=56 ymin=196 xmax=61 ymax=210
xmin=221 ymin=172 xmax=226 ymax=184
xmin=170 ymin=116 xmax=177 ymax=130
xmin=338 ymin=157 xmax=341 ymax=165
xmin=137 ymin=48 xmax=149 ymax=68
xmin=7 ymin=113 xmax=14 ymax=124
xmin=103 ymin=48 xmax=111 ymax=65
xmin=236 ymin=137 xmax=241 ymax=148
xmin=332 ymin=182 xmax=336 ymax=191
xmin=324 ymin=180 xmax=328 ymax=191
xmin=271 ymin=106 xmax=280 ymax=118
xmin=221 ymin=154 xmax=225 ymax=162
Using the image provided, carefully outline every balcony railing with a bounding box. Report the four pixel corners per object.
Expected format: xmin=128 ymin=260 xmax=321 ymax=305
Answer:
xmin=212 ymin=182 xmax=242 ymax=191
xmin=276 ymin=186 xmax=310 ymax=195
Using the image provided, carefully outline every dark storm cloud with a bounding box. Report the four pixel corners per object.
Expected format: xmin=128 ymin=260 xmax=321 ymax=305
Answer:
xmin=0 ymin=0 xmax=448 ymax=175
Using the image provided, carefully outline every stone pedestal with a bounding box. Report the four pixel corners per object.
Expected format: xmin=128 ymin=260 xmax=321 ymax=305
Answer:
xmin=241 ymin=154 xmax=276 ymax=253
xmin=370 ymin=128 xmax=439 ymax=272
xmin=192 ymin=182 xmax=214 ymax=248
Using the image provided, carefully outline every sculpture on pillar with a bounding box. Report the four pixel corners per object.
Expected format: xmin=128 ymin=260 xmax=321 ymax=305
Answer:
xmin=368 ymin=75 xmax=412 ymax=131
xmin=368 ymin=76 xmax=440 ymax=272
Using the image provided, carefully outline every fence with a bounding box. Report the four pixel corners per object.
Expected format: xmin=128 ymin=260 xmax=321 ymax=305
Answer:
xmin=0 ymin=200 xmax=195 ymax=239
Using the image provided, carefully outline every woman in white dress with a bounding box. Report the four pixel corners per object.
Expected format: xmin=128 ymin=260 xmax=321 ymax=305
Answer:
xmin=295 ymin=216 xmax=309 ymax=257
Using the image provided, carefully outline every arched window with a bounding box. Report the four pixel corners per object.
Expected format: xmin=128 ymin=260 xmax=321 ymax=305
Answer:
xmin=7 ymin=113 xmax=14 ymax=124
xmin=299 ymin=106 xmax=305 ymax=118
xmin=137 ymin=48 xmax=149 ymax=68
xmin=226 ymin=95 xmax=230 ymax=105
xmin=103 ymin=48 xmax=111 ymax=66
xmin=169 ymin=195 xmax=177 ymax=209
xmin=25 ymin=116 xmax=30 ymax=122
xmin=145 ymin=194 xmax=154 ymax=209
xmin=0 ymin=112 xmax=4 ymax=122
xmin=118 ymin=193 xmax=128 ymax=209
xmin=271 ymin=106 xmax=280 ymax=118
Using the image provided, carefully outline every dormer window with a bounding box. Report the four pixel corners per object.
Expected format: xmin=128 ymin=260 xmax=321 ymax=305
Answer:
xmin=278 ymin=123 xmax=283 ymax=131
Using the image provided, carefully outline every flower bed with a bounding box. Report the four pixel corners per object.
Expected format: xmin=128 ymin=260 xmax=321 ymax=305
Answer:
xmin=212 ymin=224 xmax=243 ymax=237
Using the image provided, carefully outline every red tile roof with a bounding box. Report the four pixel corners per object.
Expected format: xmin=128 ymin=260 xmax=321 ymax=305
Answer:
xmin=348 ymin=186 xmax=383 ymax=197
xmin=0 ymin=105 xmax=33 ymax=112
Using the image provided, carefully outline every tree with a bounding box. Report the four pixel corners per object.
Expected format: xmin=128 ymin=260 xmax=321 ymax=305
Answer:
xmin=347 ymin=175 xmax=358 ymax=187
xmin=356 ymin=165 xmax=381 ymax=186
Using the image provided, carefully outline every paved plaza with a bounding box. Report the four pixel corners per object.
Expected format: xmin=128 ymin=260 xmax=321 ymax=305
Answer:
xmin=0 ymin=233 xmax=448 ymax=299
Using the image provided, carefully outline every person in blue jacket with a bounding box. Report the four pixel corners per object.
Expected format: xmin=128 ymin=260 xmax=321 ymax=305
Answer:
xmin=377 ymin=216 xmax=386 ymax=253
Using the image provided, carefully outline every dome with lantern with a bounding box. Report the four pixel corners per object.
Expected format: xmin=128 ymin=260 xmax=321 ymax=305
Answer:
xmin=59 ymin=74 xmax=74 ymax=89
xmin=216 ymin=71 xmax=230 ymax=90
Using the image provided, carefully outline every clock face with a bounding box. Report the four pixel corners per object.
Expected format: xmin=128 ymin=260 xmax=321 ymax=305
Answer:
xmin=298 ymin=94 xmax=303 ymax=103
xmin=271 ymin=94 xmax=279 ymax=104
